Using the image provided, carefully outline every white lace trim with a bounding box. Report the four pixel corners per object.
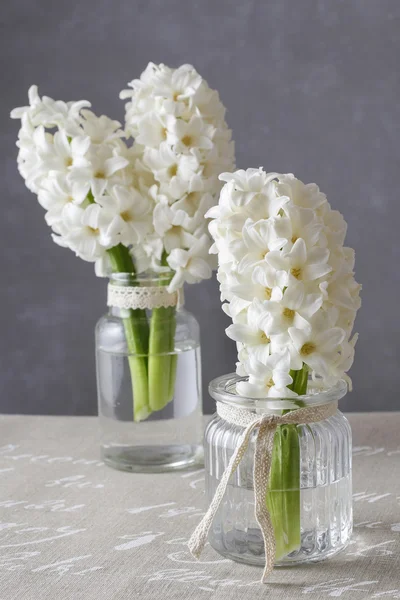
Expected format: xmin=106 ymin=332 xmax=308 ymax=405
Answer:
xmin=107 ymin=284 xmax=183 ymax=310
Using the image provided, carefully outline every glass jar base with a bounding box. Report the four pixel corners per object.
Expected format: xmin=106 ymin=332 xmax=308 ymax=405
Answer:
xmin=209 ymin=526 xmax=352 ymax=567
xmin=101 ymin=444 xmax=204 ymax=473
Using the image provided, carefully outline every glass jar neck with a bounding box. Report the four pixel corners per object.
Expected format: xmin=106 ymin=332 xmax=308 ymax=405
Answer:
xmin=109 ymin=270 xmax=174 ymax=287
xmin=108 ymin=270 xmax=182 ymax=316
xmin=209 ymin=374 xmax=347 ymax=413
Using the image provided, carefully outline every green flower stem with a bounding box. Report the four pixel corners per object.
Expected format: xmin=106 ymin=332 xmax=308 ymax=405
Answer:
xmin=148 ymin=305 xmax=177 ymax=412
xmin=288 ymin=364 xmax=309 ymax=395
xmin=266 ymin=424 xmax=301 ymax=560
xmin=107 ymin=244 xmax=150 ymax=422
xmin=168 ymin=324 xmax=178 ymax=402
xmin=147 ymin=252 xmax=178 ymax=412
xmin=266 ymin=363 xmax=309 ymax=561
xmin=122 ymin=313 xmax=150 ymax=422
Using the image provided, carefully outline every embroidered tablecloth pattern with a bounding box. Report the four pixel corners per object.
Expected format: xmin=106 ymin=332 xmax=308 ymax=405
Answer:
xmin=0 ymin=413 xmax=399 ymax=599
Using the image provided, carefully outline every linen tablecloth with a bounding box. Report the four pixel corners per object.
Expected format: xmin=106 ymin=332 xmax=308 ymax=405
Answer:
xmin=0 ymin=413 xmax=399 ymax=599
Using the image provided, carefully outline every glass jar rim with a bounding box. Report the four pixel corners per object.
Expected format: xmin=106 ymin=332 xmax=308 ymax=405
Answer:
xmin=209 ymin=373 xmax=347 ymax=410
xmin=110 ymin=271 xmax=173 ymax=286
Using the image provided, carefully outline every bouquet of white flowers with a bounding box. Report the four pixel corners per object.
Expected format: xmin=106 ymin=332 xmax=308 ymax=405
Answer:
xmin=206 ymin=168 xmax=361 ymax=559
xmin=11 ymin=63 xmax=235 ymax=421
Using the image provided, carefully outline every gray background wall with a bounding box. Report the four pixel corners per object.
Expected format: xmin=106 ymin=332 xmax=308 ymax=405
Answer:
xmin=1 ymin=0 xmax=398 ymax=414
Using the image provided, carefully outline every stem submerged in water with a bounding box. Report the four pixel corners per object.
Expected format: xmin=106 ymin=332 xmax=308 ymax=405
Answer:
xmin=168 ymin=328 xmax=178 ymax=402
xmin=107 ymin=245 xmax=150 ymax=422
xmin=266 ymin=424 xmax=301 ymax=560
xmin=147 ymin=256 xmax=178 ymax=413
xmin=107 ymin=244 xmax=178 ymax=419
xmin=266 ymin=363 xmax=308 ymax=561
xmin=148 ymin=306 xmax=177 ymax=412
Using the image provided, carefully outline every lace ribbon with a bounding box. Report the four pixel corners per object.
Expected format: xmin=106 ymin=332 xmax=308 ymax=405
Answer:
xmin=188 ymin=399 xmax=338 ymax=583
xmin=107 ymin=284 xmax=183 ymax=310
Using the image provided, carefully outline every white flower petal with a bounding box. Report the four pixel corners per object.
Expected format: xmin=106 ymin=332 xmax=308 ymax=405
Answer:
xmin=104 ymin=156 xmax=129 ymax=177
xmin=265 ymin=250 xmax=288 ymax=272
xmin=71 ymin=135 xmax=91 ymax=157
xmin=289 ymin=238 xmax=307 ymax=266
xmin=302 ymin=263 xmax=332 ymax=281
xmin=288 ymin=327 xmax=309 ymax=352
xmin=316 ymin=328 xmax=346 ymax=353
xmin=167 ymin=249 xmax=189 ymax=270
xmin=188 ymin=257 xmax=212 ymax=280
xmin=226 ymin=324 xmax=261 ymax=345
xmin=283 ymin=281 xmax=304 ymax=310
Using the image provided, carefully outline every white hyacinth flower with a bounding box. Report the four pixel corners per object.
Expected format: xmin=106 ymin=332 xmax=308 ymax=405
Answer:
xmin=263 ymin=281 xmax=323 ymax=335
xmin=153 ymin=200 xmax=198 ymax=253
xmin=11 ymin=85 xmax=91 ymax=136
xmin=38 ymin=174 xmax=81 ymax=229
xmin=266 ymin=238 xmax=332 ymax=283
xmin=167 ymin=233 xmax=215 ymax=291
xmin=121 ymin=63 xmax=234 ymax=286
xmin=288 ymin=326 xmax=346 ymax=381
xmin=91 ymin=185 xmax=153 ymax=248
xmin=209 ymin=168 xmax=361 ymax=396
xmin=52 ymin=203 xmax=107 ymax=262
xmin=67 ymin=144 xmax=129 ymax=201
xmin=237 ymin=351 xmax=296 ymax=398
xmin=12 ymin=66 xmax=234 ymax=292
xmin=226 ymin=299 xmax=272 ymax=364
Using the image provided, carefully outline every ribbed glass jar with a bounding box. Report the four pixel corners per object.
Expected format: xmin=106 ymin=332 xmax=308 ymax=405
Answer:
xmin=96 ymin=272 xmax=203 ymax=473
xmin=204 ymin=374 xmax=352 ymax=566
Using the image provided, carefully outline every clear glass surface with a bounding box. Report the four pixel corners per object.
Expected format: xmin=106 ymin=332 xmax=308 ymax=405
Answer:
xmin=96 ymin=274 xmax=203 ymax=472
xmin=205 ymin=375 xmax=352 ymax=566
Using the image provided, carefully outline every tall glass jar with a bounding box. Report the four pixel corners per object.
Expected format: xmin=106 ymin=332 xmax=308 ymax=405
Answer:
xmin=96 ymin=272 xmax=203 ymax=472
xmin=204 ymin=374 xmax=351 ymax=566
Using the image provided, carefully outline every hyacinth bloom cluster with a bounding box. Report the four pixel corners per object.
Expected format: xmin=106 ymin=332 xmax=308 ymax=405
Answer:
xmin=11 ymin=63 xmax=235 ymax=292
xmin=11 ymin=64 xmax=235 ymax=422
xmin=208 ymin=169 xmax=361 ymax=398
